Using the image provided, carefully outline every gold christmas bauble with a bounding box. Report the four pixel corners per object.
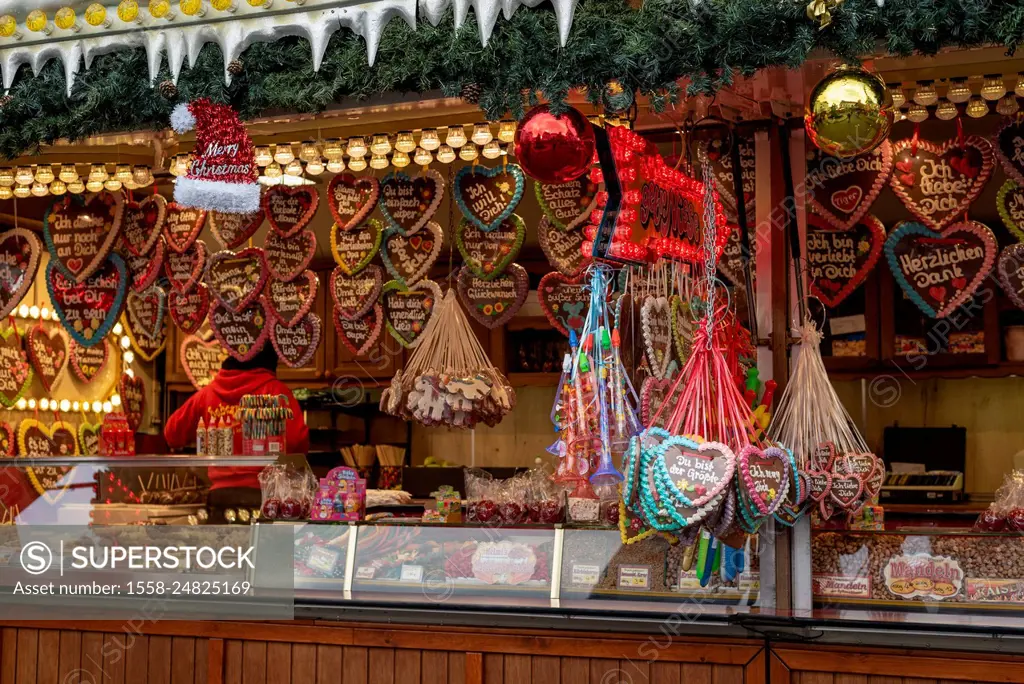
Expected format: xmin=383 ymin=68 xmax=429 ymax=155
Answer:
xmin=804 ymin=64 xmax=893 ymax=158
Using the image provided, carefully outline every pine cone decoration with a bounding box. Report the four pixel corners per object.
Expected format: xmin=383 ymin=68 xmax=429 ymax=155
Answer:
xmin=460 ymin=82 xmax=483 ymax=105
xmin=227 ymin=59 xmax=243 ymax=76
xmin=0 ymin=94 xmax=11 ymax=110
xmin=158 ymin=80 xmax=178 ymax=100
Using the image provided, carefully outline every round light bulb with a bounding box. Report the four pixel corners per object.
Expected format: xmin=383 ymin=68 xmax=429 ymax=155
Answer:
xmin=103 ymin=401 xmax=112 ymax=413
xmin=58 ymin=164 xmax=78 ymax=183
xmin=413 ymin=147 xmax=432 ymax=166
xmin=966 ymin=96 xmax=989 ymax=118
xmin=112 ymin=322 xmax=123 ymax=335
xmin=123 ymin=350 xmax=134 ymax=364
xmin=49 ymin=180 xmax=67 ymax=196
xmin=59 ymin=399 xmax=70 ymax=412
xmin=445 ymin=126 xmax=467 ymax=148
xmin=0 ymin=187 xmax=12 ymax=200
xmin=458 ymin=145 xmax=479 ymax=162
xmin=264 ymin=162 xmax=282 ymax=179
xmin=997 ymin=93 xmax=1020 ymax=117
xmin=175 ymin=156 xmax=190 ymax=176
xmin=13 ymin=186 xmax=30 ymax=198
xmin=92 ymin=401 xmax=102 ymax=413
xmin=946 ymin=80 xmax=971 ymax=104
xmin=35 ymin=166 xmax=54 ymax=184
xmin=0 ymin=15 xmax=20 ymax=38
xmin=133 ymin=166 xmax=153 ymax=187
xmin=912 ymin=83 xmax=937 ymax=106
xmin=370 ymin=134 xmax=391 ymax=156
xmin=85 ymin=3 xmax=110 ymax=26
xmin=273 ymin=144 xmax=295 ymax=165
xmin=15 ymin=398 xmax=26 ymax=410
xmin=325 ymin=159 xmax=345 ymax=175
xmin=120 ymin=335 xmax=131 ymax=350
xmin=299 ymin=141 xmax=319 ymax=162
xmin=346 ymin=137 xmax=367 ymax=158
xmin=17 ymin=304 xmax=28 ymax=318
xmin=1016 ymin=74 xmax=1024 ymax=99
xmin=395 ymin=131 xmax=416 ymax=154
xmin=40 ymin=398 xmax=50 ymax=411
xmin=419 ymin=129 xmax=440 ymax=151
xmin=497 ymin=120 xmax=516 ymax=143
xmin=111 ymin=394 xmax=121 ymax=407
xmin=482 ymin=140 xmax=502 ymax=159
xmin=68 ymin=180 xmax=85 ymax=194
xmin=304 ymin=158 xmax=324 ymax=175
xmin=391 ymin=150 xmax=410 ymax=168
xmin=369 ymin=154 xmax=389 ymax=170
xmin=345 ymin=158 xmax=365 ymax=172
xmin=117 ymin=0 xmax=140 ymax=22
xmin=471 ymin=122 xmax=493 ymax=146
xmin=125 ymin=367 xmax=134 ymax=378
xmin=180 ymin=0 xmax=205 ymax=15
xmin=15 ymin=167 xmax=33 ymax=185
xmin=31 ymin=182 xmax=48 ymax=197
xmin=55 ymin=8 xmax=80 ymax=31
xmin=29 ymin=306 xmax=39 ymax=319
xmin=0 ymin=168 xmax=12 ymax=186
xmin=104 ymin=179 xmax=122 ymax=192
xmin=436 ymin=145 xmax=456 ymax=164
xmin=26 ymin=10 xmax=50 ymax=33
xmin=906 ymin=103 xmax=929 ymax=123
xmin=88 ymin=164 xmax=108 ymax=182
xmin=72 ymin=401 xmax=80 ymax=411
xmin=254 ymin=146 xmax=273 ymax=167
xmin=210 ymin=0 xmax=236 ymax=10
xmin=981 ymin=76 xmax=1006 ymax=101
xmin=115 ymin=164 xmax=132 ymax=183
xmin=322 ymin=139 xmax=343 ymax=160
xmin=284 ymin=160 xmax=303 ymax=176
xmin=85 ymin=180 xmax=103 ymax=193
xmin=27 ymin=399 xmax=36 ymax=410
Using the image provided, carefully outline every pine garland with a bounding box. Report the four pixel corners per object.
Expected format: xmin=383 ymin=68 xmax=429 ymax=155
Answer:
xmin=1 ymin=0 xmax=1023 ymax=159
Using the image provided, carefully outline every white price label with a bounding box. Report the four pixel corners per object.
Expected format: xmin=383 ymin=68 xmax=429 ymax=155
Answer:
xmin=400 ymin=564 xmax=424 ymax=583
xmin=617 ymin=565 xmax=651 ymax=591
xmin=306 ymin=546 xmax=339 ymax=574
xmin=355 ymin=566 xmax=376 ymax=580
xmin=571 ymin=564 xmax=601 ymax=587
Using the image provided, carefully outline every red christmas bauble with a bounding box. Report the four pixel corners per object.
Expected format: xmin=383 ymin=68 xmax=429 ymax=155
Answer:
xmin=514 ymin=105 xmax=595 ymax=184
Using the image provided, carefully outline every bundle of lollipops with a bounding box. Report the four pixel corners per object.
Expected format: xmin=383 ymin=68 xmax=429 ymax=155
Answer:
xmin=381 ymin=289 xmax=515 ymax=428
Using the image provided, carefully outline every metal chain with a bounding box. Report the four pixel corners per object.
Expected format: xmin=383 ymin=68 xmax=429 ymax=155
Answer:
xmin=699 ymin=144 xmax=718 ymax=350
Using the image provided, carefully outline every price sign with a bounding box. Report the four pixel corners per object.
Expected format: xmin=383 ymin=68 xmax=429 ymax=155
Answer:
xmin=306 ymin=547 xmax=339 ymax=574
xmin=617 ymin=565 xmax=651 ymax=591
xmin=355 ymin=566 xmax=376 ymax=580
xmin=400 ymin=564 xmax=424 ymax=583
xmin=571 ymin=564 xmax=601 ymax=587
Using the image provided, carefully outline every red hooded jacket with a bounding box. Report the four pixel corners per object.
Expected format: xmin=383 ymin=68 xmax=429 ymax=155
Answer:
xmin=163 ymin=368 xmax=309 ymax=490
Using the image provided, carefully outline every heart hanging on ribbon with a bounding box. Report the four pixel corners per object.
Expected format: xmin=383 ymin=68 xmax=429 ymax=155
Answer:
xmin=996 ymin=180 xmax=1024 ymax=243
xmin=208 ymin=209 xmax=265 ymax=249
xmin=806 ymin=212 xmax=884 ymax=308
xmin=381 ymin=222 xmax=443 ymax=286
xmin=0 ymin=228 xmax=41 ymax=320
xmin=119 ymin=373 xmax=146 ymax=432
xmin=639 ymin=377 xmax=679 ymax=429
xmin=180 ymin=335 xmax=226 ymax=389
xmin=78 ymin=421 xmax=102 ymax=456
xmin=454 ymin=163 xmax=525 ymax=233
xmin=124 ymin=284 xmax=168 ymax=362
xmin=48 ymin=254 xmax=128 ymax=347
xmin=18 ymin=418 xmax=80 ymax=500
xmin=806 ymin=141 xmax=893 ymax=230
xmin=169 ymin=284 xmax=211 ymax=335
xmin=69 ymin=339 xmax=108 ymax=384
xmin=164 ymin=240 xmax=207 ymax=294
xmin=127 ymin=237 xmax=166 ymax=293
xmin=455 ymin=215 xmax=524 ymax=281
xmin=163 ymin=203 xmax=207 ymax=254
xmin=121 ymin=194 xmax=167 ymax=257
xmin=738 ymin=445 xmax=791 ymax=516
xmin=998 ymin=243 xmax=1024 ymax=311
xmin=806 ymin=469 xmax=833 ymax=503
xmin=811 ymin=442 xmax=838 ymax=472
xmin=264 ymin=270 xmax=318 ymax=328
xmin=829 ymin=473 xmax=865 ymax=511
xmin=44 ymin=191 xmax=124 ymax=283
xmin=884 ymin=220 xmax=997 ymax=318
xmin=379 ymin=169 xmax=445 ymax=235
xmin=456 ymin=264 xmax=529 ymax=329
xmin=534 ymin=176 xmax=599 ymax=232
xmin=889 ymin=135 xmax=994 ymax=232
xmin=270 ymin=312 xmax=322 ymax=368
xmin=538 ymin=271 xmax=588 ymax=338
xmin=996 ymin=119 xmax=1024 ymax=187
xmin=205 ymin=247 xmax=268 ymax=313
xmin=331 ymin=264 xmax=383 ymax=320
xmin=537 ymin=214 xmax=587 ymax=276
xmin=264 ymin=228 xmax=316 ymax=282
xmin=27 ymin=325 xmax=69 ymax=392
xmin=327 ymin=173 xmax=380 ymax=231
xmin=381 ymin=278 xmax=441 ymax=348
xmin=0 ymin=421 xmax=14 ymax=456
xmin=640 ymin=295 xmax=673 ymax=380
xmin=331 ymin=218 xmax=382 ymax=275
xmin=209 ymin=299 xmax=271 ymax=362
xmin=334 ymin=303 xmax=383 ymax=356
xmin=657 ymin=438 xmax=736 ymax=508
xmin=263 ymin=185 xmax=319 ymax=238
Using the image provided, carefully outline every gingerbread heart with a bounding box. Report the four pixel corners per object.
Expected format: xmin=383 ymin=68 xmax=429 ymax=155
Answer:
xmin=382 ymin=222 xmax=443 ymax=286
xmin=538 ymin=214 xmax=587 ymax=276
xmin=738 ymin=445 xmax=790 ymax=516
xmin=19 ymin=418 xmax=79 ymax=501
xmin=534 ymin=176 xmax=599 ymax=232
xmin=996 ymin=119 xmax=1024 ymax=187
xmin=169 ymin=284 xmax=211 ymax=335
xmin=811 ymin=442 xmax=837 ymax=471
xmin=265 ymin=227 xmax=316 ymax=282
xmin=208 ymin=209 xmax=264 ymax=249
xmin=884 ymin=220 xmax=997 ymax=319
xmin=327 ymin=174 xmax=380 ymax=231
xmin=641 ymin=296 xmax=673 ymax=380
xmin=27 ymin=325 xmax=69 ymax=392
xmin=331 ymin=264 xmax=383 ymax=320
xmin=671 ymin=295 xmax=695 ymax=363
xmin=829 ymin=473 xmax=864 ymax=511
xmin=996 ymin=180 xmax=1024 ymax=243
xmin=863 ymin=460 xmax=885 ymax=500
xmin=454 ymin=163 xmax=524 ymax=233
xmin=538 ymin=271 xmax=588 ymax=338
xmin=205 ymin=247 xmax=268 ymax=313
xmin=331 ymin=218 xmax=382 ymax=275
xmin=209 ymin=300 xmax=271 ymax=362
xmin=164 ymin=240 xmax=207 ymax=294
xmin=806 ymin=212 xmax=884 ymax=308
xmin=69 ymin=339 xmax=108 ymax=384
xmin=334 ymin=303 xmax=383 ymax=356
xmin=381 ymin=279 xmax=441 ymax=348
xmin=44 ymin=191 xmax=124 ymax=282
xmin=0 ymin=421 xmax=14 ymax=456
xmin=121 ymin=194 xmax=167 ymax=257
xmin=264 ymin=270 xmax=318 ymax=327
xmin=806 ymin=470 xmax=833 ymax=503
xmin=48 ymin=254 xmax=128 ymax=348
xmin=163 ymin=203 xmax=207 ymax=253
xmin=998 ymin=244 xmax=1024 ymax=311
xmin=889 ymin=135 xmax=993 ymax=232
xmin=127 ymin=237 xmax=165 ymax=293
xmin=78 ymin=421 xmax=102 ymax=456
xmin=455 ymin=215 xmax=524 ymax=281
xmin=180 ymin=335 xmax=225 ymax=389
xmin=124 ymin=284 xmax=168 ymax=361
xmin=707 ymin=137 xmax=757 ymax=221
xmin=270 ymin=312 xmax=321 ymax=368
xmin=0 ymin=228 xmax=41 ymax=319
xmin=807 ymin=141 xmax=892 ymax=230
xmin=657 ymin=438 xmax=736 ymax=508
xmin=379 ymin=170 xmax=444 ymax=235
xmin=119 ymin=373 xmax=145 ymax=432
xmin=639 ymin=377 xmax=678 ymax=428
xmin=263 ymin=185 xmax=319 ymax=238
xmin=456 ymin=264 xmax=528 ymax=329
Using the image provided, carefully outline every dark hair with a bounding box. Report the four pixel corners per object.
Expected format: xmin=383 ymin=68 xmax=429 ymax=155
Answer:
xmin=222 ymin=344 xmax=279 ymax=372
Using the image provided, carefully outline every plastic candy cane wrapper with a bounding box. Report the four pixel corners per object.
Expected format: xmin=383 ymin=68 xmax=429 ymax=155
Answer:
xmin=380 ymin=289 xmax=515 ymax=428
xmin=767 ymin=320 xmax=883 ymax=524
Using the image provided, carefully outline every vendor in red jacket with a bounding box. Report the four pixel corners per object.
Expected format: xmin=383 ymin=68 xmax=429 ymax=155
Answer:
xmin=164 ymin=344 xmax=309 ymax=520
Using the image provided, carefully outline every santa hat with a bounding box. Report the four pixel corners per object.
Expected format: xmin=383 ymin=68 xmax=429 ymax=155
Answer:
xmin=170 ymin=98 xmax=261 ymax=214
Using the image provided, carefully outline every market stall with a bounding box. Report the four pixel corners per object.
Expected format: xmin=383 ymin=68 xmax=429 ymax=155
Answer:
xmin=0 ymin=0 xmax=1023 ymax=682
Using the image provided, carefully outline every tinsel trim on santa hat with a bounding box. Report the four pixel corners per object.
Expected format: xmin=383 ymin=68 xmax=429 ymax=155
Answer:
xmin=174 ymin=176 xmax=262 ymax=214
